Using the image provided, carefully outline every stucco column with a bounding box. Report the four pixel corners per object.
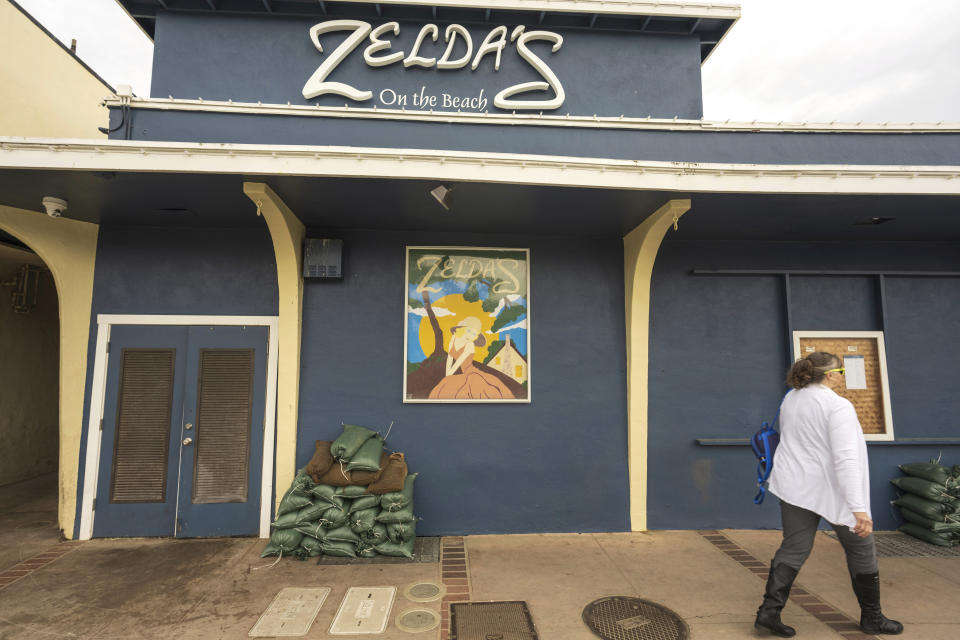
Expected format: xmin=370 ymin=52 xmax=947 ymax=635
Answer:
xmin=0 ymin=204 xmax=98 ymax=539
xmin=242 ymin=183 xmax=305 ymax=511
xmin=623 ymin=199 xmax=691 ymax=531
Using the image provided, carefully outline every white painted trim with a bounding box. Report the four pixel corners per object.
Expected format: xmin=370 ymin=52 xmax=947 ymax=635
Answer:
xmin=304 ymin=0 xmax=740 ymax=19
xmin=79 ymin=314 xmax=280 ymax=540
xmin=2 ymin=138 xmax=959 ymax=197
xmin=791 ymin=330 xmax=895 ymax=442
xmin=104 ymin=97 xmax=960 ymax=133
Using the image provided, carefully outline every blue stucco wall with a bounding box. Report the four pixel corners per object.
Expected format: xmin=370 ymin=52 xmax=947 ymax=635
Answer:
xmin=295 ymin=229 xmax=629 ymax=535
xmin=647 ymin=238 xmax=960 ymax=531
xmin=150 ymin=11 xmax=703 ymax=119
xmin=72 ymin=226 xmax=278 ymax=537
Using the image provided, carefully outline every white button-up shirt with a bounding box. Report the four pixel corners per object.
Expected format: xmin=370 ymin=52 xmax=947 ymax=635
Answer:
xmin=768 ymin=383 xmax=871 ymax=529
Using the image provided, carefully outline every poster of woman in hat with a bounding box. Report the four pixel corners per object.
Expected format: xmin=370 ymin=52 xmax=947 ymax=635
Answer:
xmin=404 ymin=247 xmax=530 ymax=403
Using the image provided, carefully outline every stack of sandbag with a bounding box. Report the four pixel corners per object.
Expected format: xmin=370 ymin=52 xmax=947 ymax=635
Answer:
xmin=261 ymin=423 xmax=419 ymax=560
xmin=891 ymin=461 xmax=960 ymax=547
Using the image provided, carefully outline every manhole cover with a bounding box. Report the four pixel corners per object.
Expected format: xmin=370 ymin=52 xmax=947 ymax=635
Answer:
xmin=450 ymin=601 xmax=538 ymax=640
xmin=583 ymin=597 xmax=688 ymax=640
xmin=396 ymin=608 xmax=440 ymax=633
xmin=403 ymin=581 xmax=446 ymax=602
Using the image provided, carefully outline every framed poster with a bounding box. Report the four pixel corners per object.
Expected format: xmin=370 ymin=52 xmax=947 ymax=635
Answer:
xmin=404 ymin=247 xmax=530 ymax=403
xmin=792 ymin=331 xmax=894 ymax=441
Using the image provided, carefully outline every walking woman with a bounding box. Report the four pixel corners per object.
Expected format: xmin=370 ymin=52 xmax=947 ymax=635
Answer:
xmin=755 ymin=351 xmax=903 ymax=637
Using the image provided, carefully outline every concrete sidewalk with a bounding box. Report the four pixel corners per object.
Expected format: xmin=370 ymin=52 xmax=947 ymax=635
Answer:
xmin=1 ymin=476 xmax=958 ymax=639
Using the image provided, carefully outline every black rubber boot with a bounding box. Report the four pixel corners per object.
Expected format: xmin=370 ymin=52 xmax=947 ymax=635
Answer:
xmin=755 ymin=563 xmax=798 ymax=637
xmin=851 ymin=572 xmax=904 ymax=635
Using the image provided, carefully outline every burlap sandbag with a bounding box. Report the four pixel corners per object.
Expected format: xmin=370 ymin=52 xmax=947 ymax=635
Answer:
xmin=317 ymin=462 xmax=356 ymax=487
xmin=366 ymin=453 xmax=407 ymax=495
xmin=305 ymin=441 xmax=335 ymax=483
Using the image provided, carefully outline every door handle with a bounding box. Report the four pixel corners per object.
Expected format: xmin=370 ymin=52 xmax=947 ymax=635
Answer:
xmin=182 ymin=437 xmax=193 ymax=446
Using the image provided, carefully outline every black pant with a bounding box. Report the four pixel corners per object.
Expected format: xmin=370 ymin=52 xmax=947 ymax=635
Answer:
xmin=773 ymin=500 xmax=878 ymax=576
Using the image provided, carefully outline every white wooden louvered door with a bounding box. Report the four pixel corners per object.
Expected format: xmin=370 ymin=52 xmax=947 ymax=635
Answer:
xmin=93 ymin=325 xmax=268 ymax=538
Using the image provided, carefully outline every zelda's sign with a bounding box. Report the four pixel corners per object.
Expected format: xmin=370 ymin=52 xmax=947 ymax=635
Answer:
xmin=302 ymin=20 xmax=565 ymax=112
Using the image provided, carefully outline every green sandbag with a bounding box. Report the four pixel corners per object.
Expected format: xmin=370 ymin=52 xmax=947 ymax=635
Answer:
xmin=350 ymin=507 xmax=378 ymax=534
xmin=356 ymin=540 xmax=379 ymax=558
xmin=893 ymin=494 xmax=960 ymax=520
xmin=899 ymin=462 xmax=960 ymax=490
xmin=271 ymin=511 xmax=301 ymax=529
xmin=261 ymin=528 xmax=304 ymax=556
xmin=299 ymin=536 xmax=325 ymax=557
xmin=295 ymin=502 xmax=329 ymax=524
xmin=346 ymin=435 xmax=385 ymax=472
xmin=376 ymin=502 xmax=414 ymax=524
xmin=331 ymin=424 xmax=379 ymax=461
xmin=295 ymin=521 xmax=330 ymax=540
xmin=386 ymin=520 xmax=416 ymax=543
xmin=321 ymin=540 xmax=358 ymax=558
xmin=310 ymin=484 xmax=341 ymax=505
xmin=323 ymin=524 xmax=361 ymax=544
xmin=350 ymin=494 xmax=380 ymax=513
xmin=890 ymin=476 xmax=956 ymax=503
xmin=323 ymin=505 xmax=350 ymax=529
xmin=361 ymin=523 xmax=389 ymax=545
xmin=375 ymin=527 xmax=415 ymax=559
xmin=336 ymin=485 xmax=369 ymax=498
xmin=899 ymin=523 xmax=959 ymax=547
xmin=899 ymin=507 xmax=960 ymax=533
xmin=277 ymin=487 xmax=313 ymax=515
xmin=381 ymin=473 xmax=417 ymax=512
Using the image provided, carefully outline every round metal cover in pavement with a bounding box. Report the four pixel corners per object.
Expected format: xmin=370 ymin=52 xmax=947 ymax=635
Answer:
xmin=583 ymin=597 xmax=689 ymax=640
xmin=403 ymin=581 xmax=446 ymax=602
xmin=396 ymin=608 xmax=440 ymax=633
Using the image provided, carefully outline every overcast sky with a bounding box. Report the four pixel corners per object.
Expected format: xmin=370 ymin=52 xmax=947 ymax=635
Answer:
xmin=15 ymin=0 xmax=960 ymax=123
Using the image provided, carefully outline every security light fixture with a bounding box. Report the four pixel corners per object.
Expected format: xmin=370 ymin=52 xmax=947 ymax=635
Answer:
xmin=41 ymin=196 xmax=67 ymax=218
xmin=430 ymin=185 xmax=453 ymax=211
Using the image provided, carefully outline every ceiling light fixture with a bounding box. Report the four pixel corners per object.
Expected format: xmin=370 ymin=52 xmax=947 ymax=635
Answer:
xmin=430 ymin=185 xmax=453 ymax=211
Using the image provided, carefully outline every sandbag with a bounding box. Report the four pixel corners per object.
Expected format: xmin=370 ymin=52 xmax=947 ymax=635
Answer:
xmin=271 ymin=511 xmax=301 ymax=529
xmin=893 ymin=494 xmax=960 ymax=520
xmin=375 ymin=526 xmax=416 ymax=559
xmin=261 ymin=528 xmax=304 ymax=557
xmin=350 ymin=507 xmax=378 ymax=535
xmin=310 ymin=483 xmax=339 ymax=502
xmin=381 ymin=473 xmax=417 ymax=512
xmin=336 ymin=485 xmax=369 ymax=499
xmin=899 ymin=523 xmax=959 ymax=547
xmin=323 ymin=504 xmax=350 ymax=529
xmin=321 ymin=541 xmax=358 ymax=558
xmin=331 ymin=424 xmax=379 ymax=461
xmin=295 ymin=521 xmax=330 ymax=540
xmin=295 ymin=502 xmax=329 ymax=525
xmin=277 ymin=487 xmax=313 ymax=516
xmin=356 ymin=541 xmax=379 ymax=558
xmin=899 ymin=462 xmax=960 ymax=491
xmin=899 ymin=507 xmax=960 ymax=533
xmin=386 ymin=520 xmax=416 ymax=543
xmin=350 ymin=494 xmax=380 ymax=513
xmin=352 ymin=451 xmax=391 ymax=485
xmin=366 ymin=453 xmax=407 ymax=494
xmin=890 ymin=477 xmax=956 ymax=503
xmin=317 ymin=462 xmax=355 ymax=487
xmin=346 ymin=435 xmax=385 ymax=472
xmin=298 ymin=536 xmax=325 ymax=557
xmin=305 ymin=441 xmax=335 ymax=483
xmin=376 ymin=502 xmax=415 ymax=524
xmin=361 ymin=523 xmax=389 ymax=545
xmin=323 ymin=524 xmax=361 ymax=544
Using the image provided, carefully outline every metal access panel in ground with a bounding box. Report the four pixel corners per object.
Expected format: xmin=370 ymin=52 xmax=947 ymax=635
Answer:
xmin=449 ymin=601 xmax=539 ymax=640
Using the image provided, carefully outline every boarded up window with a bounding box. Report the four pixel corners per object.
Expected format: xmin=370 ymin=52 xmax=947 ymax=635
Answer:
xmin=192 ymin=349 xmax=254 ymax=503
xmin=110 ymin=349 xmax=175 ymax=503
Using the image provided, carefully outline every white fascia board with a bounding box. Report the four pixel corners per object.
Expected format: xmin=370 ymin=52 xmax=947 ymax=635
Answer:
xmin=334 ymin=0 xmax=740 ymax=19
xmin=1 ymin=137 xmax=959 ymax=196
xmin=103 ymin=98 xmax=960 ymax=133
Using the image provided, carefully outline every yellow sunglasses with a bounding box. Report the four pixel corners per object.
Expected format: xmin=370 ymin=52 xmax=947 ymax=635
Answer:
xmin=824 ymin=368 xmax=845 ymax=375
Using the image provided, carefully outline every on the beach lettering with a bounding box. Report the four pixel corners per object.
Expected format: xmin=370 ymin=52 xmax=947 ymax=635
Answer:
xmin=302 ymin=20 xmax=564 ymax=111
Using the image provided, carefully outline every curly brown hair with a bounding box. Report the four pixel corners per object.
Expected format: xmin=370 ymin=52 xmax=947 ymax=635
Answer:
xmin=786 ymin=351 xmax=841 ymax=389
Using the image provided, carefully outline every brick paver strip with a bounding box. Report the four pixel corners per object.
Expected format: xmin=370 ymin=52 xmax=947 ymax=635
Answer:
xmin=697 ymin=531 xmax=881 ymax=640
xmin=0 ymin=541 xmax=85 ymax=590
xmin=440 ymin=537 xmax=473 ymax=640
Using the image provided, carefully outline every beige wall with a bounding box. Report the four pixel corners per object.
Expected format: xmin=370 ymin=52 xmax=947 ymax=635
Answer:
xmin=0 ymin=0 xmax=110 ymax=138
xmin=0 ymin=244 xmax=59 ymax=486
